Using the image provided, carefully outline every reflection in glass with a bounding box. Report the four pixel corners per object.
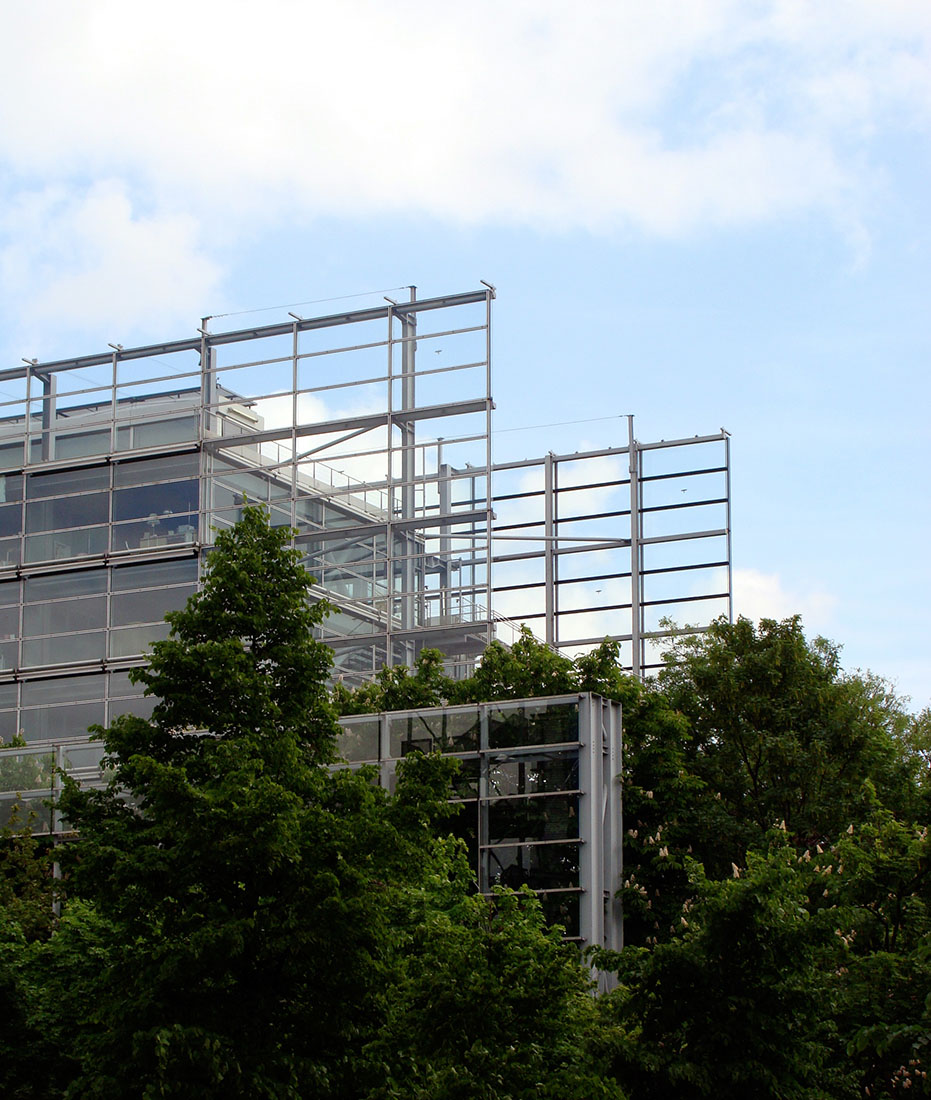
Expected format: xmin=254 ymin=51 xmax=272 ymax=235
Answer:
xmin=487 ymin=793 xmax=579 ymax=845
xmin=486 ymin=841 xmax=580 ymax=891
xmin=488 ymin=701 xmax=579 ymax=749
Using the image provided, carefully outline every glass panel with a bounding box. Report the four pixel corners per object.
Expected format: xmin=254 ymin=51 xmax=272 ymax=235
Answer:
xmin=487 ymin=793 xmax=580 ymax=845
xmin=449 ymin=797 xmax=478 ymax=867
xmin=111 ymin=517 xmax=198 ymax=552
xmin=0 ymin=474 xmax=23 ymax=504
xmin=108 ymin=695 xmax=156 ymax=721
xmin=0 ymin=442 xmax=25 ymax=470
xmin=0 ymin=708 xmax=20 ymax=741
xmin=0 ymin=581 xmax=18 ymax=607
xmin=19 ymin=700 xmax=105 ymax=741
xmin=0 ymin=683 xmax=18 ymax=710
xmin=24 ymin=596 xmax=106 ymax=638
xmin=450 ymin=756 xmax=480 ymax=799
xmin=487 ymin=701 xmax=579 ymax=749
xmin=54 ymin=430 xmax=109 ymax=460
xmin=538 ymin=891 xmax=580 ymax=938
xmin=0 ymin=538 xmax=20 ymax=568
xmin=108 ymin=622 xmax=170 ymax=658
xmin=111 ymin=557 xmax=198 ymax=591
xmin=486 ymin=842 xmax=580 ymax=891
xmin=26 ymin=493 xmax=109 ymax=534
xmin=110 ymin=586 xmax=193 ymax=628
xmin=114 ymin=452 xmax=199 ymax=488
xmin=0 ymin=793 xmax=52 ymax=832
xmin=22 ymin=631 xmax=106 ymax=666
xmin=0 ymin=502 xmax=22 ymax=538
xmin=130 ymin=415 xmax=198 ymax=449
xmin=389 ymin=707 xmax=481 ymax=757
xmin=0 ymin=605 xmax=18 ymax=638
xmin=61 ymin=743 xmax=106 ymax=770
xmin=21 ymin=674 xmax=107 ymax=707
xmin=25 ymin=571 xmax=107 ymax=601
xmin=112 ymin=480 xmax=198 ymax=522
xmin=486 ymin=751 xmax=580 ymax=798
xmin=25 ymin=466 xmax=109 ymax=499
xmin=0 ymin=747 xmax=54 ymax=793
xmin=108 ymin=670 xmax=147 ymax=699
xmin=337 ymin=717 xmax=380 ymax=762
xmin=24 ymin=527 xmax=109 ymax=563
xmin=0 ymin=639 xmax=16 ymax=671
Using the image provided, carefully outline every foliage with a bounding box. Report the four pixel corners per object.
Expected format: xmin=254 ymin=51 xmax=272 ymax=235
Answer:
xmin=596 ymin=841 xmax=844 ymax=1099
xmin=659 ymin=615 xmax=918 ymax=873
xmin=5 ymin=507 xmax=602 ymax=1098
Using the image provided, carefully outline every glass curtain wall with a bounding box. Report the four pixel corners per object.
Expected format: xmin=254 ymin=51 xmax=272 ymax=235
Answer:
xmin=337 ymin=693 xmax=623 ymax=952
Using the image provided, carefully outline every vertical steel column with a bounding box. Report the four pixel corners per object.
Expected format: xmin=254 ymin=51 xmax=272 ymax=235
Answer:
xmin=438 ymin=442 xmax=451 ymax=621
xmin=484 ymin=285 xmax=495 ymax=647
xmin=603 ymin=696 xmax=624 ymax=957
xmin=290 ymin=319 xmax=300 ymax=530
xmin=578 ymin=694 xmax=603 ymax=952
xmin=544 ymin=452 xmax=556 ymax=646
xmin=400 ymin=289 xmax=417 ymax=658
xmin=198 ymin=328 xmax=215 ymax=555
xmin=38 ymin=371 xmax=57 ymax=463
xmin=385 ymin=305 xmax=395 ymax=666
xmin=627 ymin=416 xmax=642 ymax=677
xmin=110 ymin=350 xmax=119 ymax=454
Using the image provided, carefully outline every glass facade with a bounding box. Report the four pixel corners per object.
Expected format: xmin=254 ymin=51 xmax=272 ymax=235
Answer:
xmin=338 ymin=693 xmax=623 ymax=951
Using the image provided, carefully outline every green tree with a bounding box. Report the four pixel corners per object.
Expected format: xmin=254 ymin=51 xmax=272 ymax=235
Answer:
xmin=47 ymin=508 xmax=606 ymax=1098
xmin=659 ymin=615 xmax=918 ymax=872
xmin=55 ymin=509 xmax=459 ymax=1097
xmin=596 ymin=842 xmax=847 ymax=1100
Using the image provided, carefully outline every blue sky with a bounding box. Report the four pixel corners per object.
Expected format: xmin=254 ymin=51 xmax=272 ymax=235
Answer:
xmin=1 ymin=1 xmax=928 ymax=708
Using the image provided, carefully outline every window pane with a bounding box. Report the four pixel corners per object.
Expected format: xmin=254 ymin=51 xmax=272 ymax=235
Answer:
xmin=24 ymin=528 xmax=109 ymax=562
xmin=0 ymin=539 xmax=20 ymax=568
xmin=108 ymin=622 xmax=170 ymax=658
xmin=0 ymin=503 xmax=21 ymax=538
xmin=338 ymin=718 xmax=380 ymax=762
xmin=23 ymin=596 xmax=106 ymax=638
xmin=110 ymin=586 xmax=193 ymax=627
xmin=114 ymin=452 xmax=199 ymax=488
xmin=109 ymin=695 xmax=156 ymax=721
xmin=21 ymin=674 xmax=107 ymax=707
xmin=538 ymin=891 xmax=580 ymax=938
xmin=26 ymin=493 xmax=109 ymax=534
xmin=26 ymin=466 xmax=109 ymax=499
xmin=107 ymin=670 xmax=146 ymax=699
xmin=486 ymin=842 xmax=580 ymax=891
xmin=112 ymin=480 xmax=198 ymax=522
xmin=486 ymin=751 xmax=580 ymax=798
xmin=25 ymin=571 xmax=106 ymax=601
xmin=22 ymin=631 xmax=106 ymax=666
xmin=19 ymin=701 xmax=105 ymax=741
xmin=488 ymin=701 xmax=579 ymax=749
xmin=487 ymin=793 xmax=580 ymax=845
xmin=111 ymin=558 xmax=198 ymax=592
xmin=0 ymin=475 xmax=23 ymax=504
xmin=389 ymin=708 xmax=480 ymax=757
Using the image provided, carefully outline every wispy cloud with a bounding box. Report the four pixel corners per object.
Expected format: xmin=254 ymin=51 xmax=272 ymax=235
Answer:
xmin=1 ymin=0 xmax=927 ymax=338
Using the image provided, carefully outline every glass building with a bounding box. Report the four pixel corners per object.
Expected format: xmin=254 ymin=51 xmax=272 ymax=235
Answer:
xmin=0 ymin=284 xmax=731 ymax=954
xmin=1 ymin=692 xmax=623 ymax=957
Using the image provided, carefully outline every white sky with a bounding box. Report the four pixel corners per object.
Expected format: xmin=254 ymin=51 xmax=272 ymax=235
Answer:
xmin=1 ymin=1 xmax=928 ymax=707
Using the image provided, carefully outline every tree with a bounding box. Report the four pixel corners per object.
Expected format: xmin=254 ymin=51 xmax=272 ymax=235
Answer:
xmin=46 ymin=508 xmax=606 ymax=1098
xmin=658 ymin=615 xmax=918 ymax=872
xmin=55 ymin=508 xmax=459 ymax=1096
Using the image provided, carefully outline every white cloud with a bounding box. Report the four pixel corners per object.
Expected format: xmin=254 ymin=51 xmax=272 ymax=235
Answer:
xmin=0 ymin=181 xmax=222 ymax=351
xmin=1 ymin=1 xmax=928 ymax=337
xmin=1 ymin=2 xmax=927 ymax=229
xmin=731 ymin=566 xmax=838 ymax=627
